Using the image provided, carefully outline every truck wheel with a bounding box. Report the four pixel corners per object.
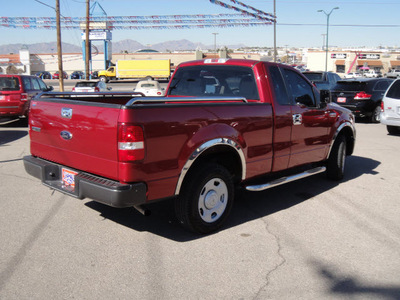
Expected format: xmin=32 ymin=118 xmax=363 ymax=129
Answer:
xmin=370 ymin=106 xmax=381 ymax=123
xmin=387 ymin=125 xmax=400 ymax=135
xmin=99 ymin=76 xmax=107 ymax=83
xmin=326 ymin=134 xmax=346 ymax=181
xmin=175 ymin=163 xmax=234 ymax=234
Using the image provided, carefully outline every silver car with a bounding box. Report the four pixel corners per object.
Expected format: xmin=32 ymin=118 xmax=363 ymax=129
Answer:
xmin=72 ymin=81 xmax=110 ymax=92
xmin=380 ymin=79 xmax=400 ymax=134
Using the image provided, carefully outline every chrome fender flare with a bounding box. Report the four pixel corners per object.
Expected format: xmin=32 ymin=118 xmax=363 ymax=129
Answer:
xmin=327 ymin=121 xmax=356 ymax=159
xmin=174 ymin=138 xmax=246 ymax=196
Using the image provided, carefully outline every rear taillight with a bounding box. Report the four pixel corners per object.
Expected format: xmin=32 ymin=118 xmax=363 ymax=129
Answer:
xmin=157 ymin=91 xmax=162 ymax=95
xmin=21 ymin=93 xmax=28 ymax=101
xmin=94 ymin=87 xmax=100 ymax=92
xmin=354 ymin=91 xmax=371 ymax=100
xmin=118 ymin=124 xmax=145 ymax=162
xmin=72 ymin=87 xmax=75 ymax=92
xmin=381 ymin=101 xmax=385 ymax=112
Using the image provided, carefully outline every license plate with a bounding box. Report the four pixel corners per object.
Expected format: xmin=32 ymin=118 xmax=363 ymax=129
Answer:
xmin=62 ymin=168 xmax=78 ymax=190
xmin=337 ymin=97 xmax=346 ymax=103
xmin=0 ymin=95 xmax=4 ymax=100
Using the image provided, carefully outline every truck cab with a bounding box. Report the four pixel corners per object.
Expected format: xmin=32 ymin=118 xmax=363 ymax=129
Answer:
xmin=98 ymin=66 xmax=116 ymax=82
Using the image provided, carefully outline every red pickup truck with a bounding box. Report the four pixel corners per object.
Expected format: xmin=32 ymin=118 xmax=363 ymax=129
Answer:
xmin=23 ymin=59 xmax=356 ymax=233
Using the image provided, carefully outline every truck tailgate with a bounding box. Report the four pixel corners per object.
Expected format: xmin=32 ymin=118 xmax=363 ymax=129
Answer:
xmin=29 ymin=98 xmax=121 ymax=180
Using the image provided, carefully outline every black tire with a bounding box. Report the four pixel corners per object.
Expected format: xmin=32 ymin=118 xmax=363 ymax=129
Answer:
xmin=99 ymin=76 xmax=107 ymax=83
xmin=387 ymin=125 xmax=400 ymax=135
xmin=175 ymin=163 xmax=234 ymax=234
xmin=370 ymin=105 xmax=381 ymax=123
xmin=326 ymin=134 xmax=347 ymax=181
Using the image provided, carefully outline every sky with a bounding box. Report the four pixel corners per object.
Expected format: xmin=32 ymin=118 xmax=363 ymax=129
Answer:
xmin=1 ymin=0 xmax=399 ymax=49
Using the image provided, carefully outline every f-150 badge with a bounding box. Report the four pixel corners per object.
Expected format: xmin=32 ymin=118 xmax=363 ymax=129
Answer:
xmin=61 ymin=108 xmax=72 ymax=119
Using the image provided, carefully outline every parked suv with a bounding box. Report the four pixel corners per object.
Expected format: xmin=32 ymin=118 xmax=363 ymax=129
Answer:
xmin=0 ymin=75 xmax=53 ymax=120
xmin=380 ymin=79 xmax=400 ymax=134
xmin=302 ymin=71 xmax=341 ymax=91
xmin=330 ymin=78 xmax=393 ymax=123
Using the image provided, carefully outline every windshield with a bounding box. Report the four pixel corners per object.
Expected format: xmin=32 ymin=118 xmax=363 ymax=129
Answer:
xmin=168 ymin=65 xmax=259 ymax=100
xmin=0 ymin=77 xmax=20 ymax=91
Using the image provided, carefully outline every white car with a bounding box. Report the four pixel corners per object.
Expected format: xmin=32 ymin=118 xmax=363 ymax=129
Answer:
xmin=385 ymin=69 xmax=400 ymax=79
xmin=134 ymin=80 xmax=164 ymax=96
xmin=72 ymin=81 xmax=110 ymax=92
xmin=380 ymin=79 xmax=400 ymax=134
xmin=344 ymin=72 xmax=362 ymax=79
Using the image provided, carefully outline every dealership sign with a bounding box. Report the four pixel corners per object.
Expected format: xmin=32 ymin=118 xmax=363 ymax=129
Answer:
xmin=331 ymin=53 xmax=347 ymax=59
xmin=81 ymin=31 xmax=112 ymax=41
xmin=359 ymin=54 xmax=380 ymax=59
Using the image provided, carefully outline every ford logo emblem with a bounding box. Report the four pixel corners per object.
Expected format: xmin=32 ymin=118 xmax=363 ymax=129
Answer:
xmin=60 ymin=131 xmax=73 ymax=140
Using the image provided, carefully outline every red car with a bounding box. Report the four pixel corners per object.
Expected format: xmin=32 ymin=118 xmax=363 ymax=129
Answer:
xmin=52 ymin=71 xmax=68 ymax=79
xmin=0 ymin=74 xmax=53 ymax=120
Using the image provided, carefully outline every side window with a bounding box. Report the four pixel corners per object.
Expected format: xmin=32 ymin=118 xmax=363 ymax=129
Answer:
xmin=31 ymin=77 xmax=41 ymax=90
xmin=22 ymin=77 xmax=32 ymax=90
xmin=37 ymin=78 xmax=47 ymax=90
xmin=283 ymin=69 xmax=316 ymax=107
xmin=374 ymin=80 xmax=390 ymax=91
xmin=386 ymin=80 xmax=400 ymax=99
xmin=268 ymin=65 xmax=291 ymax=105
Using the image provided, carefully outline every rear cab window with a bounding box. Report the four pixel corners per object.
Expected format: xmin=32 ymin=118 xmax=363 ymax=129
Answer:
xmin=168 ymin=65 xmax=259 ymax=100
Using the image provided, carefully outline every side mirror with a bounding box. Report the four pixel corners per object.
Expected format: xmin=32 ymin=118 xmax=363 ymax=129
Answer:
xmin=318 ymin=89 xmax=330 ymax=109
xmin=46 ymin=86 xmax=54 ymax=92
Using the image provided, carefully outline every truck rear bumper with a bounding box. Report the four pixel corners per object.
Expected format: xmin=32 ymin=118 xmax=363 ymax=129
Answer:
xmin=23 ymin=156 xmax=147 ymax=208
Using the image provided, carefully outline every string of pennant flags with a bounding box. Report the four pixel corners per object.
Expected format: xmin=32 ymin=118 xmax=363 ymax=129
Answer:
xmin=209 ymin=0 xmax=275 ymax=22
xmin=0 ymin=0 xmax=275 ymax=30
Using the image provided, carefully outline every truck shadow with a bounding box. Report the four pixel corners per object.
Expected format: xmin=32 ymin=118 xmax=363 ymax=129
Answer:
xmin=0 ymin=130 xmax=28 ymax=145
xmin=85 ymin=155 xmax=380 ymax=242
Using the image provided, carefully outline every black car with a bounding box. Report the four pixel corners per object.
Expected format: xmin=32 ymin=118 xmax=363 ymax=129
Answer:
xmin=35 ymin=71 xmax=52 ymax=79
xmin=303 ymin=71 xmax=342 ymax=91
xmin=70 ymin=71 xmax=84 ymax=79
xmin=91 ymin=71 xmax=99 ymax=79
xmin=330 ymin=78 xmax=393 ymax=123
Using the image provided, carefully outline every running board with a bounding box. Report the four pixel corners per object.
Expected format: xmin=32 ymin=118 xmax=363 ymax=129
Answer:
xmin=245 ymin=166 xmax=326 ymax=192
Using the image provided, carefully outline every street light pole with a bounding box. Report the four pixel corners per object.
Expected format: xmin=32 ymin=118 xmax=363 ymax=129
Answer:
xmin=212 ymin=33 xmax=218 ymax=58
xmin=318 ymin=7 xmax=339 ymax=72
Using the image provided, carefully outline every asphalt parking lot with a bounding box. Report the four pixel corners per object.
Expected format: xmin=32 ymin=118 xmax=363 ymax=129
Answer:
xmin=1 ymin=117 xmax=400 ymax=299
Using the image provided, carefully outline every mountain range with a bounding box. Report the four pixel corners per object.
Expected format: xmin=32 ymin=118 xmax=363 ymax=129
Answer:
xmin=0 ymin=39 xmax=247 ymax=55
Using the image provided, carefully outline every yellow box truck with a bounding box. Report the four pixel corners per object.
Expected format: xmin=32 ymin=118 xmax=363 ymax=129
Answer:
xmin=98 ymin=59 xmax=171 ymax=82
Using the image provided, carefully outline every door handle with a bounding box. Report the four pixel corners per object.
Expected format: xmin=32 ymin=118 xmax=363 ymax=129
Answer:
xmin=292 ymin=113 xmax=302 ymax=125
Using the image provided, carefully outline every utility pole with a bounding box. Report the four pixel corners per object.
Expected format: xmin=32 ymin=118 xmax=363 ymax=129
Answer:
xmin=56 ymin=0 xmax=64 ymax=91
xmin=85 ymin=0 xmax=90 ymax=79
